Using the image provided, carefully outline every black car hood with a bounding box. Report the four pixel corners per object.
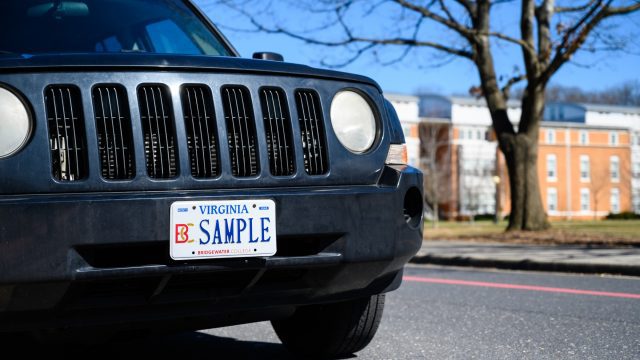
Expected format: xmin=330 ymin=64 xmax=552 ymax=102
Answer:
xmin=0 ymin=53 xmax=381 ymax=91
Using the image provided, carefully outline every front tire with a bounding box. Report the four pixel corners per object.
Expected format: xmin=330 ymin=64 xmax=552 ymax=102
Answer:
xmin=272 ymin=294 xmax=385 ymax=359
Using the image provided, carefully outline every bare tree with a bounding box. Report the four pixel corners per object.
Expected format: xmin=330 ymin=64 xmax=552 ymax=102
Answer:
xmin=419 ymin=122 xmax=453 ymax=227
xmin=213 ymin=0 xmax=640 ymax=230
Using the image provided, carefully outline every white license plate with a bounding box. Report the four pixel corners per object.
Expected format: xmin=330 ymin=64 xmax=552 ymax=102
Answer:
xmin=170 ymin=199 xmax=277 ymax=260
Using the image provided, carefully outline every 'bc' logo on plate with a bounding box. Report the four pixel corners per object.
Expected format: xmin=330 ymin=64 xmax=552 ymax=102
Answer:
xmin=175 ymin=223 xmax=195 ymax=243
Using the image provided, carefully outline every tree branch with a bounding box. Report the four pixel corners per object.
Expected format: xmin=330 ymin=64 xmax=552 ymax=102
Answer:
xmin=502 ymin=74 xmax=527 ymax=99
xmin=453 ymin=0 xmax=475 ymax=16
xmin=392 ymin=0 xmax=475 ymax=39
xmin=555 ymin=0 xmax=597 ymax=13
xmin=488 ymin=31 xmax=536 ymax=53
xmin=541 ymin=1 xmax=640 ymax=84
xmin=520 ymin=0 xmax=539 ymax=79
xmin=239 ymin=4 xmax=474 ymax=60
xmin=536 ymin=0 xmax=555 ymax=67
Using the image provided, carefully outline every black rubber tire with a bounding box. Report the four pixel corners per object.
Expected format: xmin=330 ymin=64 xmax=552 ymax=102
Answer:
xmin=272 ymin=294 xmax=385 ymax=359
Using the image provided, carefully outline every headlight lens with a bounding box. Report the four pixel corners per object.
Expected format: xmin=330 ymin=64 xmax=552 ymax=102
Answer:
xmin=0 ymin=86 xmax=31 ymax=159
xmin=330 ymin=90 xmax=377 ymax=153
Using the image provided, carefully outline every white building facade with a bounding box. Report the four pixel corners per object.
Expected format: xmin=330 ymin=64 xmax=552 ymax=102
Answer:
xmin=388 ymin=93 xmax=640 ymax=218
xmin=546 ymin=103 xmax=640 ymax=213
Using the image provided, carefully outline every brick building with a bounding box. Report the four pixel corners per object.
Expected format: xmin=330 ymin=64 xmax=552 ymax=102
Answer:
xmin=386 ymin=93 xmax=639 ymax=220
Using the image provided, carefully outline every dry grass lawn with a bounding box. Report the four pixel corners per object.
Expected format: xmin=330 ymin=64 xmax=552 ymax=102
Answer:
xmin=423 ymin=220 xmax=640 ymax=246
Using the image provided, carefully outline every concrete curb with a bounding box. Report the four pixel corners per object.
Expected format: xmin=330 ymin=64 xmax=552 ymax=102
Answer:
xmin=410 ymin=254 xmax=640 ymax=276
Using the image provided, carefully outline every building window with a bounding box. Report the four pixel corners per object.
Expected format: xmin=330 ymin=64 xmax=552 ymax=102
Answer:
xmin=579 ymin=131 xmax=589 ymax=145
xmin=610 ymin=156 xmax=620 ymax=182
xmin=610 ymin=188 xmax=620 ymax=214
xmin=609 ymin=131 xmax=619 ymax=145
xmin=467 ymin=129 xmax=473 ymax=140
xmin=547 ymin=188 xmax=558 ymax=212
xmin=546 ymin=154 xmax=557 ymax=181
xmin=580 ymin=155 xmax=590 ymax=182
xmin=546 ymin=129 xmax=556 ymax=144
xmin=580 ymin=188 xmax=590 ymax=211
xmin=459 ymin=128 xmax=465 ymax=140
xmin=476 ymin=130 xmax=482 ymax=140
xmin=633 ymin=161 xmax=640 ymax=178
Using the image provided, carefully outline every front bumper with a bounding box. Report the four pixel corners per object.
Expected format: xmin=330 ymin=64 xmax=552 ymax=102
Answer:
xmin=0 ymin=166 xmax=422 ymax=331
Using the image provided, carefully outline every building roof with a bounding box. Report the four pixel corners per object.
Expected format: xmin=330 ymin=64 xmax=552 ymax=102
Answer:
xmin=423 ymin=94 xmax=640 ymax=114
xmin=540 ymin=121 xmax=628 ymax=131
xmin=445 ymin=95 xmax=522 ymax=108
xmin=578 ymin=103 xmax=640 ymax=115
xmin=384 ymin=92 xmax=420 ymax=102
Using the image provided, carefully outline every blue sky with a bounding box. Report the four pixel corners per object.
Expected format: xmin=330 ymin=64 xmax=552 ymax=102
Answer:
xmin=196 ymin=1 xmax=640 ymax=96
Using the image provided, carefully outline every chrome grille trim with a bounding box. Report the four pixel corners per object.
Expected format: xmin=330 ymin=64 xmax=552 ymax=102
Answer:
xmin=93 ymin=85 xmax=135 ymax=180
xmin=137 ymin=85 xmax=178 ymax=179
xmin=221 ymin=86 xmax=259 ymax=177
xmin=260 ymin=87 xmax=295 ymax=176
xmin=181 ymin=85 xmax=220 ymax=178
xmin=45 ymin=85 xmax=88 ymax=181
xmin=295 ymin=90 xmax=328 ymax=175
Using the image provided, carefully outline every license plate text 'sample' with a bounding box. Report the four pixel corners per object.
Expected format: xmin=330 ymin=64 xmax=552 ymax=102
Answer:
xmin=170 ymin=199 xmax=277 ymax=260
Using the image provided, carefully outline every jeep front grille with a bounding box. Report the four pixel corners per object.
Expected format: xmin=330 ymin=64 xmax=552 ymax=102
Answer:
xmin=39 ymin=81 xmax=335 ymax=184
xmin=295 ymin=90 xmax=328 ymax=175
xmin=181 ymin=85 xmax=220 ymax=178
xmin=221 ymin=86 xmax=259 ymax=177
xmin=260 ymin=87 xmax=295 ymax=176
xmin=92 ymin=85 xmax=135 ymax=180
xmin=137 ymin=85 xmax=178 ymax=179
xmin=45 ymin=85 xmax=88 ymax=181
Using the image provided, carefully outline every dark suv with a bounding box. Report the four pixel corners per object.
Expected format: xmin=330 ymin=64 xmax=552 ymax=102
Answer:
xmin=0 ymin=0 xmax=423 ymax=357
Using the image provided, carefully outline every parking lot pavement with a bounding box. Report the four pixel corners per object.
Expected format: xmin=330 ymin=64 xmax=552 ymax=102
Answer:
xmin=3 ymin=264 xmax=639 ymax=359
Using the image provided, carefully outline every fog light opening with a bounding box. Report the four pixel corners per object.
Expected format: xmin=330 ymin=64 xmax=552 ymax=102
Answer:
xmin=403 ymin=187 xmax=423 ymax=228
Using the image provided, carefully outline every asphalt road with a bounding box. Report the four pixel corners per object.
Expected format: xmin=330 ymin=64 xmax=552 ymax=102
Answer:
xmin=6 ymin=265 xmax=640 ymax=359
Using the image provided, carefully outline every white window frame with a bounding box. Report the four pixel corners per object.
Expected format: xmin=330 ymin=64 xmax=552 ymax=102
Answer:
xmin=610 ymin=188 xmax=620 ymax=214
xmin=459 ymin=127 xmax=465 ymax=140
xmin=579 ymin=130 xmax=589 ymax=145
xmin=547 ymin=188 xmax=558 ymax=213
xmin=546 ymin=129 xmax=556 ymax=144
xmin=610 ymin=155 xmax=620 ymax=183
xmin=580 ymin=188 xmax=590 ymax=212
xmin=633 ymin=161 xmax=640 ymax=178
xmin=609 ymin=131 xmax=619 ymax=146
xmin=580 ymin=155 xmax=590 ymax=182
xmin=546 ymin=154 xmax=557 ymax=182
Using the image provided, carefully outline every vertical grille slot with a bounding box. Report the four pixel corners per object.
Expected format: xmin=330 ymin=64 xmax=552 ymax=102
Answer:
xmin=137 ymin=85 xmax=178 ymax=179
xmin=260 ymin=88 xmax=295 ymax=176
xmin=295 ymin=90 xmax=328 ymax=175
xmin=181 ymin=85 xmax=219 ymax=178
xmin=92 ymin=85 xmax=135 ymax=180
xmin=221 ymin=86 xmax=259 ymax=177
xmin=45 ymin=85 xmax=88 ymax=181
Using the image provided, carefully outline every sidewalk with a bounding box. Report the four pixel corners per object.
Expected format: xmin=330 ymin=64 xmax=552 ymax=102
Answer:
xmin=411 ymin=240 xmax=640 ymax=276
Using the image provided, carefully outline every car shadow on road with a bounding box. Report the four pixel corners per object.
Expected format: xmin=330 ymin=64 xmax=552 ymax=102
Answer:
xmin=1 ymin=331 xmax=299 ymax=359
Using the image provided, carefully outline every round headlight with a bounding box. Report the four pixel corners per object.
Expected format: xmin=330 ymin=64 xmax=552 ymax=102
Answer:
xmin=0 ymin=86 xmax=31 ymax=159
xmin=330 ymin=90 xmax=377 ymax=153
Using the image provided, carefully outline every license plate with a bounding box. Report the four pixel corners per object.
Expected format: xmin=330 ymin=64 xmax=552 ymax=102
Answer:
xmin=170 ymin=199 xmax=277 ymax=260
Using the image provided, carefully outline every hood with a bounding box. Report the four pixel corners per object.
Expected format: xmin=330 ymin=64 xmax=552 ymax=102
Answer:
xmin=0 ymin=53 xmax=381 ymax=91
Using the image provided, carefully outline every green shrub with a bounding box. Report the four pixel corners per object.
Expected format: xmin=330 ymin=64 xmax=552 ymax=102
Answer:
xmin=474 ymin=213 xmax=496 ymax=221
xmin=606 ymin=211 xmax=640 ymax=220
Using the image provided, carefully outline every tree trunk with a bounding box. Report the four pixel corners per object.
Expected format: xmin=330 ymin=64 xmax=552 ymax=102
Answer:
xmin=432 ymin=202 xmax=439 ymax=229
xmin=500 ymin=133 xmax=550 ymax=230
